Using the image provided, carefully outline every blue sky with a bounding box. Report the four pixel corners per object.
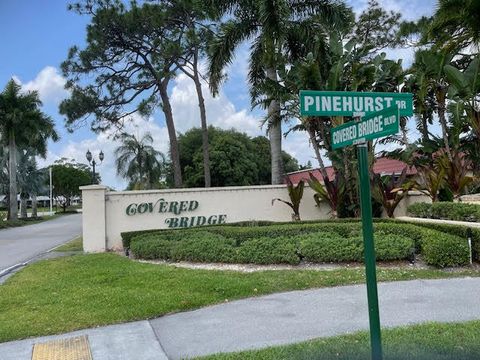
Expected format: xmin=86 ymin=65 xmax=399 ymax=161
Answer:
xmin=0 ymin=0 xmax=437 ymax=190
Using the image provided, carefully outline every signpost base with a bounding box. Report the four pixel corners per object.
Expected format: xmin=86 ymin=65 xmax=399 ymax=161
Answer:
xmin=357 ymin=143 xmax=383 ymax=360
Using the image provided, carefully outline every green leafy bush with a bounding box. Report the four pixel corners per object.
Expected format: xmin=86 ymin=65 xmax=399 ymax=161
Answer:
xmin=126 ymin=220 xmax=475 ymax=267
xmin=422 ymin=232 xmax=470 ymax=267
xmin=407 ymin=203 xmax=432 ymax=218
xmin=237 ymin=237 xmax=300 ymax=265
xmin=170 ymin=233 xmax=237 ymax=263
xmin=299 ymin=233 xmax=363 ymax=263
xmin=374 ymin=233 xmax=415 ymax=261
xmin=130 ymin=238 xmax=178 ymax=260
xmin=408 ymin=202 xmax=480 ymax=222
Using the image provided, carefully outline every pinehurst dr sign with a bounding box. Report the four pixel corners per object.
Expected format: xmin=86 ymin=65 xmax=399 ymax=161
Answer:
xmin=299 ymin=90 xmax=413 ymax=117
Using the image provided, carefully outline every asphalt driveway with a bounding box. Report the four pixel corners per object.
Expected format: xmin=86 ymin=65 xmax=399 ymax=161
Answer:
xmin=0 ymin=214 xmax=82 ymax=273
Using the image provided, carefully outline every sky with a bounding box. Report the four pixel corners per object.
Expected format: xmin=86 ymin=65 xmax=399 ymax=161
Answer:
xmin=0 ymin=0 xmax=437 ymax=190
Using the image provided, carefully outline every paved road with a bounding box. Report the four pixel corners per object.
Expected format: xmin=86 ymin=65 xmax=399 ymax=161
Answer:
xmin=0 ymin=214 xmax=82 ymax=273
xmin=151 ymin=277 xmax=480 ymax=359
xmin=0 ymin=277 xmax=479 ymax=359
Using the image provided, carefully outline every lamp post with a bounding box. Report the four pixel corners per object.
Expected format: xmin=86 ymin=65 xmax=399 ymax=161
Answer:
xmin=86 ymin=150 xmax=104 ymax=184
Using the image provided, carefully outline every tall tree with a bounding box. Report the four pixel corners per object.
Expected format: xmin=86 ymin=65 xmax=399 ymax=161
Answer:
xmin=164 ymin=0 xmax=215 ymax=187
xmin=61 ymin=1 xmax=184 ymax=187
xmin=51 ymin=160 xmax=91 ymax=213
xmin=0 ymin=80 xmax=58 ymax=220
xmin=114 ymin=132 xmax=166 ymax=190
xmin=208 ymin=0 xmax=352 ymax=184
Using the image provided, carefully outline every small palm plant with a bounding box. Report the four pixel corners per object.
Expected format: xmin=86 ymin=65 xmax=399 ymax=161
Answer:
xmin=307 ymin=172 xmax=344 ymax=219
xmin=372 ymin=168 xmax=414 ymax=218
xmin=272 ymin=178 xmax=305 ymax=221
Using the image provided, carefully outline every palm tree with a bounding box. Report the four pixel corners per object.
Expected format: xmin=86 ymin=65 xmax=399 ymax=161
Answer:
xmin=17 ymin=149 xmax=46 ymax=218
xmin=0 ymin=80 xmax=58 ymax=220
xmin=410 ymin=49 xmax=454 ymax=159
xmin=115 ymin=132 xmax=166 ymax=190
xmin=430 ymin=0 xmax=480 ymax=50
xmin=208 ymin=0 xmax=351 ymax=184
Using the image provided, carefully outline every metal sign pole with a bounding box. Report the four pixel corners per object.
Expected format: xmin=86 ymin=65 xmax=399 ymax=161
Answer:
xmin=357 ymin=142 xmax=383 ymax=360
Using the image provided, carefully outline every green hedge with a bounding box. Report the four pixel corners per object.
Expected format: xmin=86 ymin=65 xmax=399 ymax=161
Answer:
xmin=299 ymin=233 xmax=363 ymax=263
xmin=422 ymin=232 xmax=470 ymax=267
xmin=400 ymin=221 xmax=480 ymax=262
xmin=408 ymin=202 xmax=480 ymax=222
xmin=126 ymin=220 xmax=474 ymax=268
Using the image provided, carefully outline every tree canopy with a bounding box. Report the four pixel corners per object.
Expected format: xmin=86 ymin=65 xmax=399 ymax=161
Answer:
xmin=177 ymin=127 xmax=299 ymax=187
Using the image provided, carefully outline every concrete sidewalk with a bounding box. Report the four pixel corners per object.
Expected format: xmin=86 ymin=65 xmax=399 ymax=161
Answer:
xmin=1 ymin=277 xmax=480 ymax=359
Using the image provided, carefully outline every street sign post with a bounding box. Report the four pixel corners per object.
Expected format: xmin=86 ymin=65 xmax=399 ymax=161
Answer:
xmin=331 ymin=106 xmax=400 ymax=149
xmin=299 ymin=90 xmax=413 ymax=117
xmin=299 ymin=90 xmax=413 ymax=360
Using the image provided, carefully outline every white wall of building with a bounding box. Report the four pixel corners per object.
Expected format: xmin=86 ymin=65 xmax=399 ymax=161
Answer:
xmin=81 ymin=184 xmax=430 ymax=252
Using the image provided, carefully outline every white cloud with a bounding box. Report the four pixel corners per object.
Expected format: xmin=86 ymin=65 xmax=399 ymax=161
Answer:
xmin=170 ymin=73 xmax=262 ymax=136
xmin=14 ymin=66 xmax=68 ymax=105
xmin=38 ymin=114 xmax=170 ymax=191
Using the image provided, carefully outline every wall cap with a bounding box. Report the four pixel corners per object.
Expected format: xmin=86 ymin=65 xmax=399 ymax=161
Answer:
xmin=80 ymin=185 xmax=109 ymax=191
xmin=106 ymin=184 xmax=295 ymax=196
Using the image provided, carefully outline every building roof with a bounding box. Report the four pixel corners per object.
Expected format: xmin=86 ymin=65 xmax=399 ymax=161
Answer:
xmin=287 ymin=157 xmax=416 ymax=184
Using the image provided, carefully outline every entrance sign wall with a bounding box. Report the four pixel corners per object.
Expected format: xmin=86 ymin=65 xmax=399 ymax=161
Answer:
xmin=80 ymin=185 xmax=428 ymax=253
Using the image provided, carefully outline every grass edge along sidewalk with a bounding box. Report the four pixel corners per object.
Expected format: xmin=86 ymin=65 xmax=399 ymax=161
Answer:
xmin=197 ymin=320 xmax=480 ymax=360
xmin=0 ymin=253 xmax=480 ymax=343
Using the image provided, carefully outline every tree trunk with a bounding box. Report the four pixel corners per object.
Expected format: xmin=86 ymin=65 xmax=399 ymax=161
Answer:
xmin=159 ymin=83 xmax=183 ymax=188
xmin=32 ymin=194 xmax=38 ymax=218
xmin=307 ymin=125 xmax=329 ymax=182
xmin=437 ymin=90 xmax=452 ymax=161
xmin=420 ymin=113 xmax=429 ymax=143
xmin=8 ymin=130 xmax=18 ymax=221
xmin=266 ymin=68 xmax=284 ymax=184
xmin=20 ymin=197 xmax=27 ymax=219
xmin=193 ymin=70 xmax=211 ymax=188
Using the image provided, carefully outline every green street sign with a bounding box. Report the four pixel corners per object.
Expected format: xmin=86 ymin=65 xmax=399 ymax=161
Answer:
xmin=299 ymin=90 xmax=413 ymax=117
xmin=331 ymin=105 xmax=400 ymax=149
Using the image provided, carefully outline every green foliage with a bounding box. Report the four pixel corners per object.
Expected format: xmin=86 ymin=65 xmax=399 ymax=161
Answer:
xmin=408 ymin=202 xmax=480 ymax=223
xmin=299 ymin=232 xmax=414 ymax=263
xmin=236 ymin=237 xmax=300 ymax=265
xmin=51 ymin=160 xmax=91 ymax=212
xmin=374 ymin=233 xmax=415 ymax=261
xmin=115 ymin=132 xmax=166 ymax=190
xmin=272 ymin=178 xmax=304 ymax=221
xmin=299 ymin=233 xmax=362 ymax=263
xmin=177 ymin=127 xmax=299 ymax=187
xmin=422 ymin=232 xmax=470 ymax=267
xmin=128 ymin=220 xmax=468 ymax=267
xmin=170 ymin=233 xmax=237 ymax=263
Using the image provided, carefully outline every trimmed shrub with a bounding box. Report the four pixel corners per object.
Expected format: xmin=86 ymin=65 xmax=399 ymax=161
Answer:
xmin=407 ymin=202 xmax=432 ymax=218
xmin=130 ymin=238 xmax=178 ymax=260
xmin=408 ymin=202 xmax=480 ymax=222
xmin=374 ymin=223 xmax=426 ymax=251
xmin=299 ymin=233 xmax=363 ymax=263
xmin=236 ymin=237 xmax=300 ymax=265
xmin=374 ymin=233 xmax=415 ymax=261
xmin=422 ymin=232 xmax=470 ymax=267
xmin=170 ymin=233 xmax=237 ymax=263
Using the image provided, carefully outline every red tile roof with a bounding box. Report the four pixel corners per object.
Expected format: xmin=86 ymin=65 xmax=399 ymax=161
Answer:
xmin=287 ymin=157 xmax=416 ymax=184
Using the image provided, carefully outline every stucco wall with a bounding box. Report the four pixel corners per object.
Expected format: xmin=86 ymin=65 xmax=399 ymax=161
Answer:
xmin=80 ymin=185 xmax=431 ymax=252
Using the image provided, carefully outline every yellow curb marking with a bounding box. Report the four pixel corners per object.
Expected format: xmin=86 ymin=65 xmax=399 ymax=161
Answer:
xmin=32 ymin=335 xmax=92 ymax=360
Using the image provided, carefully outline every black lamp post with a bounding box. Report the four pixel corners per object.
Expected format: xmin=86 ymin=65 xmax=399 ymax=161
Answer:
xmin=86 ymin=149 xmax=104 ymax=184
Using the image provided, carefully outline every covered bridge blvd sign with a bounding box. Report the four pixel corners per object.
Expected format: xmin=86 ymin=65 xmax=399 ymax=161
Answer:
xmin=299 ymin=90 xmax=413 ymax=117
xmin=331 ymin=106 xmax=400 ymax=149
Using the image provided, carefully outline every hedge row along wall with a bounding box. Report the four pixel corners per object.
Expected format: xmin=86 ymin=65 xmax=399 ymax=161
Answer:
xmin=122 ymin=220 xmax=475 ymax=268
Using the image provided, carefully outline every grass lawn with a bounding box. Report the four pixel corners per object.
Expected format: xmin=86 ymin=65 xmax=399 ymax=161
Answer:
xmin=0 ymin=253 xmax=479 ymax=343
xmin=53 ymin=237 xmax=83 ymax=252
xmin=198 ymin=321 xmax=480 ymax=360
